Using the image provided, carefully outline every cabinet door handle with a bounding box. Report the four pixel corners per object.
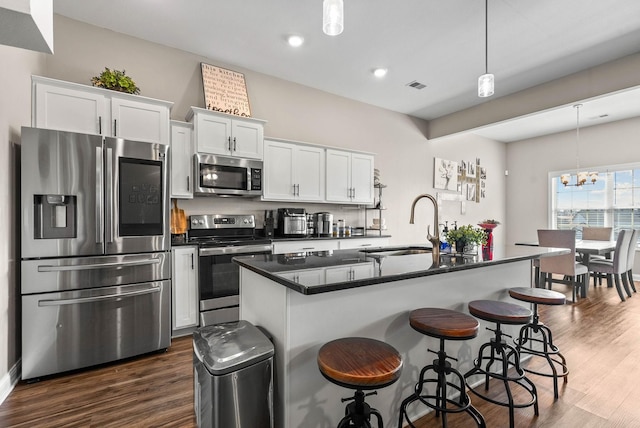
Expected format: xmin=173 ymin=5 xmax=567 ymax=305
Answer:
xmin=187 ymin=176 xmax=190 ymax=191
xmin=301 ymin=247 xmax=315 ymax=250
xmin=296 ymin=184 xmax=300 ymax=196
xmin=233 ymin=137 xmax=237 ymax=151
xmin=228 ymin=136 xmax=232 ymax=151
xmin=98 ymin=116 xmax=102 ymax=134
xmin=113 ymin=119 xmax=117 ymax=137
xmin=191 ymin=253 xmax=194 ymax=270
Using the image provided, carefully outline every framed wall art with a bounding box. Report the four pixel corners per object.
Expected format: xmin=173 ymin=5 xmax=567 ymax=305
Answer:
xmin=433 ymin=157 xmax=459 ymax=191
xmin=200 ymin=63 xmax=252 ymax=117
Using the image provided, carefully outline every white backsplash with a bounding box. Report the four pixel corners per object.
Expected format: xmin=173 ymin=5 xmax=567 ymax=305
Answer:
xmin=174 ymin=197 xmax=368 ymax=230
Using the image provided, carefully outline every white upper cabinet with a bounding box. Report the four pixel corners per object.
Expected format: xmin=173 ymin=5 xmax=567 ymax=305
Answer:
xmin=32 ymin=76 xmax=172 ymax=145
xmin=263 ymin=138 xmax=325 ymax=202
xmin=326 ymin=149 xmax=374 ymax=204
xmin=186 ymin=107 xmax=266 ymax=159
xmin=33 ymin=77 xmax=108 ymax=135
xmin=110 ymin=96 xmax=170 ymax=144
xmin=170 ymin=121 xmax=194 ymax=199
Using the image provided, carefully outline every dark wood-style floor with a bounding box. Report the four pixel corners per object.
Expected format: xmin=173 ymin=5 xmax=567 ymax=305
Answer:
xmin=1 ymin=279 xmax=639 ymax=427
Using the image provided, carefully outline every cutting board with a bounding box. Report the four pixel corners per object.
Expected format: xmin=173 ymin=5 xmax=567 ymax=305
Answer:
xmin=170 ymin=199 xmax=187 ymax=235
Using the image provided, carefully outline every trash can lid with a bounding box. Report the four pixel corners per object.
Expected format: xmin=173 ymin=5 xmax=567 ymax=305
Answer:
xmin=193 ymin=320 xmax=274 ymax=375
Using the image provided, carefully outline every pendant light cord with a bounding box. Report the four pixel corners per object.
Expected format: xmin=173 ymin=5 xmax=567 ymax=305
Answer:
xmin=575 ymin=104 xmax=581 ymax=171
xmin=485 ymin=0 xmax=489 ymax=74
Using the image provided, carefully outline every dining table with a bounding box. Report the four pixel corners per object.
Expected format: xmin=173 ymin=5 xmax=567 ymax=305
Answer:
xmin=515 ymin=239 xmax=616 ymax=294
xmin=515 ymin=239 xmax=615 ymax=264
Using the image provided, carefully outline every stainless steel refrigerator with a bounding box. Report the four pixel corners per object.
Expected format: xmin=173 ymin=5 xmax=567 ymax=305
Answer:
xmin=20 ymin=126 xmax=171 ymax=380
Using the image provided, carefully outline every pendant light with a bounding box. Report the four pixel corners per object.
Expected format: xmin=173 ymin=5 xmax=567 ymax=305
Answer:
xmin=323 ymin=0 xmax=344 ymax=36
xmin=478 ymin=0 xmax=494 ymax=97
xmin=561 ymin=104 xmax=598 ymax=187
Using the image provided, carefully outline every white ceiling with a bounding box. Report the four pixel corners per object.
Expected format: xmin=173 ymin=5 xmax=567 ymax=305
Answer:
xmin=53 ymin=0 xmax=640 ymax=142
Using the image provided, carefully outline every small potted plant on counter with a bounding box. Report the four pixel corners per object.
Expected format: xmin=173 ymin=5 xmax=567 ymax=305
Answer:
xmin=444 ymin=224 xmax=487 ymax=255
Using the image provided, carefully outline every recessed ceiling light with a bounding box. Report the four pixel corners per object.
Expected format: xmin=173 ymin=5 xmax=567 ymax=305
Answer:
xmin=287 ymin=35 xmax=304 ymax=47
xmin=373 ymin=68 xmax=388 ymax=78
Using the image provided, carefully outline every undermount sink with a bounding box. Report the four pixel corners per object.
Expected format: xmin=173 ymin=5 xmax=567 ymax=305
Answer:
xmin=359 ymin=246 xmax=432 ymax=257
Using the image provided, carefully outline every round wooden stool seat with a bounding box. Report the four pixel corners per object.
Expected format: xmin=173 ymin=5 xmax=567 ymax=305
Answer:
xmin=317 ymin=337 xmax=403 ymax=390
xmin=468 ymin=300 xmax=532 ymax=325
xmin=509 ymin=287 xmax=566 ymax=306
xmin=409 ymin=308 xmax=479 ymax=340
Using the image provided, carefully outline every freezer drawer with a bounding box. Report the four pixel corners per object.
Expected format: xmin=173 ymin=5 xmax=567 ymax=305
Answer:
xmin=21 ymin=280 xmax=171 ymax=380
xmin=21 ymin=252 xmax=170 ymax=295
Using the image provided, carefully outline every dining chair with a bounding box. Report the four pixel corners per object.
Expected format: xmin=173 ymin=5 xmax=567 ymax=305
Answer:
xmin=582 ymin=227 xmax=613 ymax=241
xmin=625 ymin=229 xmax=638 ymax=293
xmin=537 ymin=229 xmax=588 ymax=302
xmin=580 ymin=227 xmax=613 ymax=282
xmin=588 ymin=229 xmax=632 ymax=302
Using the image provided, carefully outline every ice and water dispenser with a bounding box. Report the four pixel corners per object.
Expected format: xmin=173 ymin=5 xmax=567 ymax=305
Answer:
xmin=33 ymin=194 xmax=77 ymax=239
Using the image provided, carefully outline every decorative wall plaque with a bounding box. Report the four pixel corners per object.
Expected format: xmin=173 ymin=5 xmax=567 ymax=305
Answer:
xmin=201 ymin=63 xmax=252 ymax=117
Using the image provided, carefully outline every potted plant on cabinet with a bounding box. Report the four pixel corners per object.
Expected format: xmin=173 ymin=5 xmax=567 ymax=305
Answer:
xmin=91 ymin=67 xmax=140 ymax=95
xmin=444 ymin=224 xmax=487 ymax=255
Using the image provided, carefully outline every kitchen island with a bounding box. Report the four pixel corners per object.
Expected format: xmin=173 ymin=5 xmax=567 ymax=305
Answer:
xmin=235 ymin=245 xmax=567 ymax=428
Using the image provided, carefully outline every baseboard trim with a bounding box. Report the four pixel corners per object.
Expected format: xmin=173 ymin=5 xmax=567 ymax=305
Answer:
xmin=0 ymin=359 xmax=21 ymax=405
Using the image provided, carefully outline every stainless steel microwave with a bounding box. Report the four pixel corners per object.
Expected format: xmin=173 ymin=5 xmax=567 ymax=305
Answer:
xmin=194 ymin=153 xmax=263 ymax=196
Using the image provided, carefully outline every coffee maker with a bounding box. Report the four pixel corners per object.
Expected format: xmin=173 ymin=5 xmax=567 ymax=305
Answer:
xmin=277 ymin=208 xmax=307 ymax=237
xmin=314 ymin=212 xmax=333 ymax=237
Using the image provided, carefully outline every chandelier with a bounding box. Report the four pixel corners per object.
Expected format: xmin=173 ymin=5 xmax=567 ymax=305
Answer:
xmin=561 ymin=104 xmax=598 ymax=187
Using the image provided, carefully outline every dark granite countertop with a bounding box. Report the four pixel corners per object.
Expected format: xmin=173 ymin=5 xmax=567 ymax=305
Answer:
xmin=234 ymin=245 xmax=569 ymax=295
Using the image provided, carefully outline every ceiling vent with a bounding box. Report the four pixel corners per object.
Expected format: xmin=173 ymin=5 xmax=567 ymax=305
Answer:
xmin=406 ymin=80 xmax=426 ymax=90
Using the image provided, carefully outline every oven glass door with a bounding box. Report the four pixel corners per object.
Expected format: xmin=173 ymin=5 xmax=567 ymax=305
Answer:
xmin=199 ymin=248 xmax=271 ymax=308
xmin=199 ymin=163 xmax=248 ymax=191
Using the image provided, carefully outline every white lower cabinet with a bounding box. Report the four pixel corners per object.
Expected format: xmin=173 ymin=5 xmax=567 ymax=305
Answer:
xmin=278 ymin=269 xmax=325 ymax=287
xmin=171 ymin=246 xmax=198 ymax=333
xmin=272 ymin=240 xmax=339 ymax=255
xmin=338 ymin=237 xmax=390 ymax=250
xmin=325 ymin=262 xmax=375 ymax=283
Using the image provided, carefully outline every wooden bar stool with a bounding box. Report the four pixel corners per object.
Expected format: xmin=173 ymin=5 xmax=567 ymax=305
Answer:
xmin=463 ymin=300 xmax=538 ymax=428
xmin=398 ymin=308 xmax=486 ymax=428
xmin=509 ymin=287 xmax=568 ymax=400
xmin=318 ymin=337 xmax=403 ymax=428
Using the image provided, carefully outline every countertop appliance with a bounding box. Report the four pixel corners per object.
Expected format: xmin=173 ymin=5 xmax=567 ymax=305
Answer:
xmin=314 ymin=212 xmax=333 ymax=237
xmin=188 ymin=214 xmax=272 ymax=326
xmin=277 ymin=208 xmax=307 ymax=237
xmin=20 ymin=127 xmax=171 ymax=380
xmin=194 ymin=153 xmax=262 ymax=197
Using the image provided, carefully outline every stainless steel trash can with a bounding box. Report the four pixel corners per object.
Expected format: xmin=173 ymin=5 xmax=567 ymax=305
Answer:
xmin=193 ymin=320 xmax=274 ymax=428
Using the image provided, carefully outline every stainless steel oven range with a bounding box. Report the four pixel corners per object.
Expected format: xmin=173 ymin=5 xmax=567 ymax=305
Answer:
xmin=20 ymin=127 xmax=171 ymax=380
xmin=188 ymin=214 xmax=272 ymax=326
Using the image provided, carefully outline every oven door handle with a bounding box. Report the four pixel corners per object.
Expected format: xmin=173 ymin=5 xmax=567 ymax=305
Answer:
xmin=37 ymin=258 xmax=161 ymax=272
xmin=199 ymin=244 xmax=272 ymax=256
xmin=38 ymin=284 xmax=160 ymax=307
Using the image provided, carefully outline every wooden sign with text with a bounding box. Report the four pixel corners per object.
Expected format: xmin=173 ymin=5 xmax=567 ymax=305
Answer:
xmin=201 ymin=63 xmax=252 ymax=117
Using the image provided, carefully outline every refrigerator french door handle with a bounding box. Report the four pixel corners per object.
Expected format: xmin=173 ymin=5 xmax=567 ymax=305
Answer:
xmin=37 ymin=258 xmax=161 ymax=272
xmin=96 ymin=147 xmax=104 ymax=244
xmin=106 ymin=147 xmax=114 ymax=243
xmin=38 ymin=284 xmax=160 ymax=307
